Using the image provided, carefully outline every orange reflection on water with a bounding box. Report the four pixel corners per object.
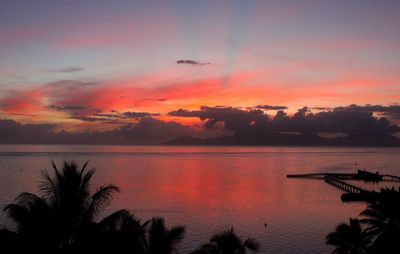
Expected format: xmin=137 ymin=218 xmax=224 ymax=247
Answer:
xmin=2 ymin=146 xmax=400 ymax=253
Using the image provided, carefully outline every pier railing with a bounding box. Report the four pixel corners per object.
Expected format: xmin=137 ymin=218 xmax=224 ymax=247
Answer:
xmin=323 ymin=175 xmax=365 ymax=194
xmin=286 ymin=169 xmax=400 ymax=202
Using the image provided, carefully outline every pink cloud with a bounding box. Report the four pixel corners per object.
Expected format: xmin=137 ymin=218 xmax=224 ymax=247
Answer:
xmin=0 ymin=89 xmax=46 ymax=114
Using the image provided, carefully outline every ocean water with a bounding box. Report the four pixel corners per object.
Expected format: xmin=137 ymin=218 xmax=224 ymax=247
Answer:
xmin=0 ymin=145 xmax=399 ymax=253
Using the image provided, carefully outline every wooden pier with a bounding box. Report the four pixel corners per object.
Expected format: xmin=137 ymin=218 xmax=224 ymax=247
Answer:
xmin=287 ymin=170 xmax=400 ymax=182
xmin=287 ymin=169 xmax=400 ymax=202
xmin=323 ymin=175 xmax=364 ymax=194
xmin=287 ymin=173 xmax=358 ymax=180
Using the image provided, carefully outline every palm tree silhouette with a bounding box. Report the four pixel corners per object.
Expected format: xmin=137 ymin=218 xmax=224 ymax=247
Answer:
xmin=360 ymin=187 xmax=400 ymax=254
xmin=326 ymin=218 xmax=371 ymax=254
xmin=2 ymin=160 xmax=190 ymax=254
xmin=147 ymin=217 xmax=185 ymax=254
xmin=191 ymin=227 xmax=259 ymax=254
xmin=96 ymin=209 xmax=149 ymax=254
xmin=4 ymin=161 xmax=121 ymax=253
xmin=0 ymin=228 xmax=23 ymax=253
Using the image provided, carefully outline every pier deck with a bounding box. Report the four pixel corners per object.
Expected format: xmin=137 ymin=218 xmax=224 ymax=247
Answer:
xmin=286 ymin=170 xmax=400 ymax=202
xmin=287 ymin=171 xmax=400 ymax=182
xmin=323 ymin=175 xmax=365 ymax=194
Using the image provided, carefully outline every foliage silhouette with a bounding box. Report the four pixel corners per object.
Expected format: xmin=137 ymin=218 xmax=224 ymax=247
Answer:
xmin=191 ymin=227 xmax=259 ymax=254
xmin=0 ymin=160 xmax=263 ymax=254
xmin=2 ymin=161 xmax=130 ymax=253
xmin=326 ymin=218 xmax=371 ymax=254
xmin=327 ymin=187 xmax=400 ymax=254
xmin=360 ymin=187 xmax=400 ymax=254
xmin=147 ymin=217 xmax=185 ymax=254
xmin=96 ymin=209 xmax=149 ymax=254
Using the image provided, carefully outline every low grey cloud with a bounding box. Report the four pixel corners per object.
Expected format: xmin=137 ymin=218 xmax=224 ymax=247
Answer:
xmin=312 ymin=107 xmax=332 ymax=111
xmin=70 ymin=111 xmax=160 ymax=122
xmin=69 ymin=116 xmax=111 ymax=122
xmin=48 ymin=80 xmax=98 ymax=88
xmin=177 ymin=59 xmax=210 ymax=66
xmin=0 ymin=117 xmax=196 ymax=145
xmin=122 ymin=111 xmax=160 ymax=118
xmin=47 ymin=67 xmax=84 ymax=73
xmin=143 ymin=98 xmax=167 ymax=102
xmin=255 ymin=105 xmax=288 ymax=110
xmin=47 ymin=105 xmax=87 ymax=111
xmin=0 ymin=119 xmax=56 ymax=143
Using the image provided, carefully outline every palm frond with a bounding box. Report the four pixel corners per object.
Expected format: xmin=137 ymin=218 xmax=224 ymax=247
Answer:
xmin=15 ymin=192 xmax=45 ymax=206
xmin=99 ymin=209 xmax=130 ymax=230
xmin=326 ymin=218 xmax=371 ymax=254
xmin=39 ymin=170 xmax=59 ymax=204
xmin=86 ymin=184 xmax=119 ymax=219
xmin=51 ymin=160 xmax=61 ymax=181
xmin=243 ymin=237 xmax=260 ymax=252
xmin=79 ymin=161 xmax=90 ymax=176
xmin=3 ymin=204 xmax=29 ymax=226
xmin=167 ymin=226 xmax=185 ymax=244
xmin=81 ymin=168 xmax=95 ymax=193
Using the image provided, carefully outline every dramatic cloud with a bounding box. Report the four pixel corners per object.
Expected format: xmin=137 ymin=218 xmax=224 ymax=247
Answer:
xmin=170 ymin=105 xmax=400 ymax=133
xmin=333 ymin=104 xmax=400 ymax=120
xmin=255 ymin=105 xmax=288 ymax=110
xmin=47 ymin=67 xmax=84 ymax=73
xmin=167 ymin=105 xmax=400 ymax=146
xmin=169 ymin=106 xmax=265 ymax=130
xmin=1 ymin=104 xmax=399 ymax=146
xmin=177 ymin=59 xmax=211 ymax=66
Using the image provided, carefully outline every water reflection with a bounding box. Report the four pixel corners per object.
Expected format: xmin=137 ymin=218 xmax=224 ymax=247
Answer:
xmin=1 ymin=145 xmax=399 ymax=253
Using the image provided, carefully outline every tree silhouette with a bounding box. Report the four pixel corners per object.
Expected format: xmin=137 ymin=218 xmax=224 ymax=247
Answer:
xmin=191 ymin=227 xmax=259 ymax=254
xmin=360 ymin=187 xmax=400 ymax=254
xmin=0 ymin=228 xmax=23 ymax=253
xmin=1 ymin=160 xmax=261 ymax=254
xmin=3 ymin=161 xmax=121 ymax=253
xmin=326 ymin=218 xmax=371 ymax=254
xmin=96 ymin=209 xmax=149 ymax=254
xmin=147 ymin=217 xmax=185 ymax=254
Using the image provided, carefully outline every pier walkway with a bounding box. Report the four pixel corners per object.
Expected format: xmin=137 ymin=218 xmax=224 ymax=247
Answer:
xmin=287 ymin=170 xmax=400 ymax=182
xmin=287 ymin=169 xmax=400 ymax=202
xmin=323 ymin=175 xmax=365 ymax=194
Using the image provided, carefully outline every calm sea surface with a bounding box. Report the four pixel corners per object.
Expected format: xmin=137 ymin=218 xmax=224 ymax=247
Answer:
xmin=1 ymin=145 xmax=400 ymax=253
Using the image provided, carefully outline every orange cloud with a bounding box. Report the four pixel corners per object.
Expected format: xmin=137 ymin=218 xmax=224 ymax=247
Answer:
xmin=0 ymin=89 xmax=46 ymax=114
xmin=1 ymin=65 xmax=399 ymax=131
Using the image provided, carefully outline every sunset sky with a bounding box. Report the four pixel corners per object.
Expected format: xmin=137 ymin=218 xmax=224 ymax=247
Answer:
xmin=1 ymin=0 xmax=400 ymax=138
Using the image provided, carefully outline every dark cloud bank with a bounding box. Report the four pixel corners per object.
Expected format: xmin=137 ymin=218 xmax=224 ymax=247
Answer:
xmin=167 ymin=104 xmax=400 ymax=146
xmin=1 ymin=104 xmax=400 ymax=146
xmin=0 ymin=118 xmax=196 ymax=145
